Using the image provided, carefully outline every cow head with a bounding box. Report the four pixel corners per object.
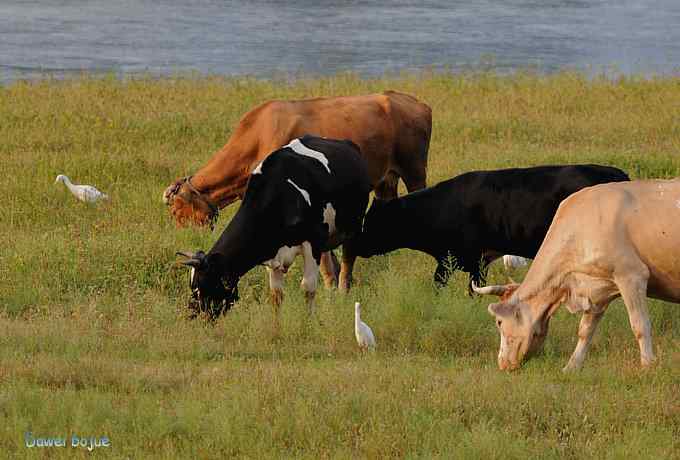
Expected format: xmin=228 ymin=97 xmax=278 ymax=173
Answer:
xmin=177 ymin=251 xmax=237 ymax=320
xmin=356 ymin=197 xmax=401 ymax=257
xmin=164 ymin=178 xmax=219 ymax=229
xmin=476 ymin=282 xmax=551 ymax=370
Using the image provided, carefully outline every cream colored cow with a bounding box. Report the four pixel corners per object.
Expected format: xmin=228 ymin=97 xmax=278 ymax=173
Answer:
xmin=479 ymin=179 xmax=680 ymax=371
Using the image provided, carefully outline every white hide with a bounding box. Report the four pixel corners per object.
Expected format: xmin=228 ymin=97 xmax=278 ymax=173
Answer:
xmin=300 ymin=241 xmax=319 ymax=295
xmin=498 ymin=327 xmax=508 ymax=361
xmin=268 ymin=265 xmax=284 ymax=293
xmin=286 ymin=179 xmax=311 ymax=206
xmin=285 ymin=139 xmax=331 ymax=173
xmin=263 ymin=245 xmax=303 ymax=272
xmin=323 ymin=202 xmax=337 ymax=236
xmin=264 ymin=242 xmax=320 ymax=303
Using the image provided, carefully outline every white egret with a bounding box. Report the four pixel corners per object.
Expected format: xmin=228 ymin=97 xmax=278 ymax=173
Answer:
xmin=354 ymin=302 xmax=376 ymax=350
xmin=55 ymin=175 xmax=108 ymax=203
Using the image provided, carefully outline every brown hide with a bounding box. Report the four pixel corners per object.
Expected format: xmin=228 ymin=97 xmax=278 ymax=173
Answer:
xmin=164 ymin=91 xmax=432 ymax=226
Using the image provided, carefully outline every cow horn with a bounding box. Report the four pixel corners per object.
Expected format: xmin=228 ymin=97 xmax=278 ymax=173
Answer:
xmin=471 ymin=281 xmax=508 ymax=296
xmin=180 ymin=258 xmax=202 ymax=268
xmin=176 ymin=251 xmax=207 ymax=268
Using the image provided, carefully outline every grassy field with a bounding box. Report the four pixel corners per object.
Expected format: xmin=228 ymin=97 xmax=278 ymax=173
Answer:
xmin=1 ymin=72 xmax=679 ymax=459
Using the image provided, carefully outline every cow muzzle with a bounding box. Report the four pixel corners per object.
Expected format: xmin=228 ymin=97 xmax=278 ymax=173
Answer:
xmin=498 ymin=357 xmax=521 ymax=371
xmin=166 ymin=177 xmax=219 ymax=229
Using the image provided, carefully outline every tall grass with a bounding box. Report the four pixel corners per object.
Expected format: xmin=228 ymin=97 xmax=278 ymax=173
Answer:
xmin=1 ymin=72 xmax=679 ymax=458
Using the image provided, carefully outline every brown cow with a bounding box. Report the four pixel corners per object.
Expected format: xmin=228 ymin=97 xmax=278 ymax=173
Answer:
xmin=164 ymin=91 xmax=432 ymax=291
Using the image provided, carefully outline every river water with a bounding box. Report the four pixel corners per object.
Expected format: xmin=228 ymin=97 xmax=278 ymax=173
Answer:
xmin=2 ymin=0 xmax=679 ymax=85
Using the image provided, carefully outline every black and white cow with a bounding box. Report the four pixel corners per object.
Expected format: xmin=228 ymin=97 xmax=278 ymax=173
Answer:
xmin=355 ymin=164 xmax=630 ymax=291
xmin=177 ymin=135 xmax=371 ymax=319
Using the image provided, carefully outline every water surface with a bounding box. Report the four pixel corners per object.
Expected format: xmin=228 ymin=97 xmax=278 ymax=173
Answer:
xmin=2 ymin=0 xmax=679 ymax=84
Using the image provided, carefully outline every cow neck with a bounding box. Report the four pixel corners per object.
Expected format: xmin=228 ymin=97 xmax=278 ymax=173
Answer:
xmin=209 ymin=216 xmax=256 ymax=281
xmin=396 ymin=194 xmax=434 ymax=252
xmin=191 ymin=139 xmax=255 ymax=208
xmin=209 ymin=202 xmax=283 ymax=281
xmin=511 ymin=232 xmax=569 ymax=321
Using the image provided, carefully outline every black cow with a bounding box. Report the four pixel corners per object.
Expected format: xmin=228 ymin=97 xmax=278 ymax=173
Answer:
xmin=177 ymin=135 xmax=371 ymax=319
xmin=355 ymin=164 xmax=630 ymax=291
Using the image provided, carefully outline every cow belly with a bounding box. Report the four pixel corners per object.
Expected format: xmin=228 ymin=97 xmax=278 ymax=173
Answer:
xmin=646 ymin=270 xmax=680 ymax=303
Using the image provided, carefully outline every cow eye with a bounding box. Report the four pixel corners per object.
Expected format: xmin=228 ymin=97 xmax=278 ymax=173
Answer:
xmin=496 ymin=320 xmax=502 ymax=328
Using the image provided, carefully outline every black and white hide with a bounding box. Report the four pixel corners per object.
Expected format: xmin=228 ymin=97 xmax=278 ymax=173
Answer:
xmin=177 ymin=135 xmax=371 ymax=319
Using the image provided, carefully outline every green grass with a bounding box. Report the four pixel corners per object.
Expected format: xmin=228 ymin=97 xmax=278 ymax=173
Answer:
xmin=1 ymin=72 xmax=679 ymax=459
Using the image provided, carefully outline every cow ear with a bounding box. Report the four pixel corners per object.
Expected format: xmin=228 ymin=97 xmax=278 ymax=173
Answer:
xmin=488 ymin=301 xmax=515 ymax=318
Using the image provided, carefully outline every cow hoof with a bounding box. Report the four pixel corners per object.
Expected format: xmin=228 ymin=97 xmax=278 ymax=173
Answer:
xmin=562 ymin=362 xmax=582 ymax=373
xmin=640 ymin=357 xmax=657 ymax=368
xmin=322 ymin=278 xmax=338 ymax=290
xmin=338 ymin=280 xmax=351 ymax=294
xmin=271 ymin=290 xmax=283 ymax=307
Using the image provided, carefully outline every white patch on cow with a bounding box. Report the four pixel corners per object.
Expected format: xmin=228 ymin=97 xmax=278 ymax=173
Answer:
xmin=323 ymin=202 xmax=337 ymax=235
xmin=287 ymin=179 xmax=311 ymax=205
xmin=285 ymin=138 xmax=331 ymax=173
xmin=263 ymin=245 xmax=302 ymax=272
xmin=252 ymin=161 xmax=264 ymax=175
xmin=268 ymin=266 xmax=284 ymax=292
xmin=499 ymin=331 xmax=508 ymax=361
xmin=190 ymin=266 xmax=199 ymax=295
xmin=300 ymin=241 xmax=319 ymax=295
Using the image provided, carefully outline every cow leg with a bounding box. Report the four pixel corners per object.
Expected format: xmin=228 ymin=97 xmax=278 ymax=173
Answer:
xmin=616 ymin=274 xmax=655 ymax=367
xmin=374 ymin=171 xmax=399 ymax=201
xmin=319 ymin=251 xmax=340 ymax=289
xmin=267 ymin=267 xmax=285 ymax=318
xmin=563 ymin=310 xmax=605 ymax=371
xmin=339 ymin=241 xmax=359 ymax=293
xmin=300 ymin=242 xmax=320 ymax=314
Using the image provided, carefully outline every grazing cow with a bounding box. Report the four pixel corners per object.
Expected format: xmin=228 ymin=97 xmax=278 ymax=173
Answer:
xmin=355 ymin=164 xmax=629 ymax=291
xmin=481 ymin=179 xmax=680 ymax=371
xmin=177 ymin=136 xmax=371 ymax=320
xmin=163 ymin=91 xmax=431 ymax=290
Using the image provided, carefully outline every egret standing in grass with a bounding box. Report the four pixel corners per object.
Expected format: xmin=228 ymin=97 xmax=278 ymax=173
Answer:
xmin=55 ymin=175 xmax=108 ymax=203
xmin=354 ymin=302 xmax=376 ymax=350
